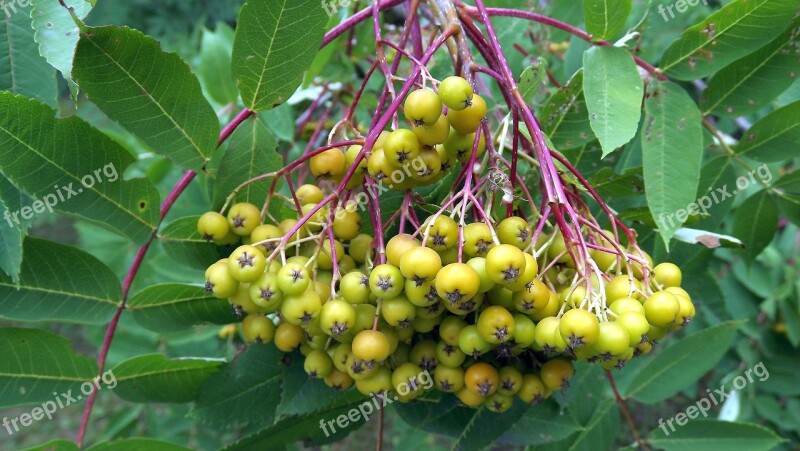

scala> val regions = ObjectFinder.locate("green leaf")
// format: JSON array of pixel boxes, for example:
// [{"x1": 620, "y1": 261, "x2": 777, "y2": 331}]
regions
[
  {"x1": 451, "y1": 402, "x2": 530, "y2": 451},
  {"x1": 0, "y1": 175, "x2": 30, "y2": 282},
  {"x1": 772, "y1": 170, "x2": 800, "y2": 226},
  {"x1": 192, "y1": 345, "x2": 283, "y2": 428},
  {"x1": 649, "y1": 420, "x2": 786, "y2": 451},
  {"x1": 127, "y1": 284, "x2": 237, "y2": 333},
  {"x1": 232, "y1": 0, "x2": 328, "y2": 111},
  {"x1": 694, "y1": 155, "x2": 737, "y2": 230},
  {"x1": 22, "y1": 439, "x2": 80, "y2": 451},
  {"x1": 541, "y1": 70, "x2": 594, "y2": 150},
  {"x1": 760, "y1": 346, "x2": 800, "y2": 396},
  {"x1": 224, "y1": 399, "x2": 368, "y2": 450},
  {"x1": 86, "y1": 438, "x2": 190, "y2": 451},
  {"x1": 622, "y1": 321, "x2": 741, "y2": 403},
  {"x1": 701, "y1": 21, "x2": 800, "y2": 116},
  {"x1": 73, "y1": 25, "x2": 220, "y2": 172},
  {"x1": 394, "y1": 392, "x2": 472, "y2": 438},
  {"x1": 0, "y1": 92, "x2": 160, "y2": 243},
  {"x1": 0, "y1": 2, "x2": 57, "y2": 108},
  {"x1": 261, "y1": 104, "x2": 295, "y2": 142},
  {"x1": 534, "y1": 364, "x2": 621, "y2": 451},
  {"x1": 732, "y1": 190, "x2": 778, "y2": 263},
  {"x1": 582, "y1": 0, "x2": 632, "y2": 40},
  {"x1": 519, "y1": 58, "x2": 548, "y2": 104},
  {"x1": 0, "y1": 238, "x2": 121, "y2": 324},
  {"x1": 590, "y1": 167, "x2": 644, "y2": 199},
  {"x1": 111, "y1": 354, "x2": 223, "y2": 403},
  {"x1": 31, "y1": 0, "x2": 93, "y2": 98},
  {"x1": 563, "y1": 140, "x2": 604, "y2": 174},
  {"x1": 562, "y1": 399, "x2": 620, "y2": 451},
  {"x1": 158, "y1": 216, "x2": 222, "y2": 270},
  {"x1": 642, "y1": 81, "x2": 703, "y2": 248},
  {"x1": 0, "y1": 327, "x2": 97, "y2": 408},
  {"x1": 198, "y1": 24, "x2": 238, "y2": 106},
  {"x1": 211, "y1": 115, "x2": 281, "y2": 210},
  {"x1": 582, "y1": 46, "x2": 643, "y2": 156},
  {"x1": 501, "y1": 400, "x2": 581, "y2": 445},
  {"x1": 682, "y1": 271, "x2": 729, "y2": 323},
  {"x1": 734, "y1": 100, "x2": 800, "y2": 162},
  {"x1": 276, "y1": 358, "x2": 365, "y2": 419},
  {"x1": 659, "y1": 0, "x2": 798, "y2": 80}
]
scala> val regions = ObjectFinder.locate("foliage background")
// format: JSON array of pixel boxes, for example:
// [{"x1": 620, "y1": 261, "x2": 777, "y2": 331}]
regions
[{"x1": 0, "y1": 0, "x2": 798, "y2": 450}]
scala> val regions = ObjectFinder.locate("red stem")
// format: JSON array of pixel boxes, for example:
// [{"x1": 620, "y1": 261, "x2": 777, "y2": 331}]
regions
[
  {"x1": 76, "y1": 107, "x2": 255, "y2": 447},
  {"x1": 322, "y1": 0, "x2": 406, "y2": 47},
  {"x1": 461, "y1": 5, "x2": 666, "y2": 81},
  {"x1": 77, "y1": 4, "x2": 421, "y2": 444},
  {"x1": 77, "y1": 173, "x2": 196, "y2": 447}
]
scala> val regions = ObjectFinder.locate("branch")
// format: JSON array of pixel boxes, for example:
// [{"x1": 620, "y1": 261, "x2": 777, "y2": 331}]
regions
[
  {"x1": 76, "y1": 109, "x2": 253, "y2": 447},
  {"x1": 605, "y1": 369, "x2": 649, "y2": 450}
]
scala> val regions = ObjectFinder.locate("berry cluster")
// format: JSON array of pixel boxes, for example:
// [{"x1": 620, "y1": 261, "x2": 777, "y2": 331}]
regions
[
  {"x1": 198, "y1": 194, "x2": 695, "y2": 413},
  {"x1": 307, "y1": 76, "x2": 487, "y2": 192},
  {"x1": 194, "y1": 72, "x2": 698, "y2": 413}
]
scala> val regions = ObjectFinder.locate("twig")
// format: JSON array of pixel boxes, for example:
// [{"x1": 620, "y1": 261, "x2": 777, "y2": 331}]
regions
[{"x1": 605, "y1": 369, "x2": 649, "y2": 450}]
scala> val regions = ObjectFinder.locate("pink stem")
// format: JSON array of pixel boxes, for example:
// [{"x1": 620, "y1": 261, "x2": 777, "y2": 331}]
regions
[
  {"x1": 462, "y1": 5, "x2": 665, "y2": 81},
  {"x1": 322, "y1": 0, "x2": 406, "y2": 47},
  {"x1": 76, "y1": 106, "x2": 255, "y2": 446}
]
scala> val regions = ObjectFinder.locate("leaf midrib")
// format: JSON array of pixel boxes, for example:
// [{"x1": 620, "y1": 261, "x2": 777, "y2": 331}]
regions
[
  {"x1": 82, "y1": 29, "x2": 207, "y2": 164},
  {"x1": 128, "y1": 295, "x2": 213, "y2": 309},
  {"x1": 114, "y1": 363, "x2": 220, "y2": 382},
  {"x1": 0, "y1": 121, "x2": 154, "y2": 232},
  {"x1": 0, "y1": 372, "x2": 92, "y2": 382},
  {"x1": 453, "y1": 405, "x2": 486, "y2": 450},
  {"x1": 0, "y1": 280, "x2": 118, "y2": 305},
  {"x1": 703, "y1": 37, "x2": 791, "y2": 114},
  {"x1": 249, "y1": 0, "x2": 287, "y2": 108},
  {"x1": 738, "y1": 104, "x2": 800, "y2": 155},
  {"x1": 569, "y1": 400, "x2": 615, "y2": 451},
  {"x1": 662, "y1": 0, "x2": 777, "y2": 72},
  {"x1": 548, "y1": 77, "x2": 584, "y2": 138}
]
